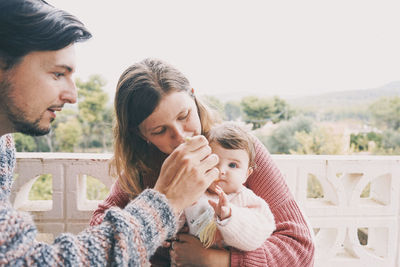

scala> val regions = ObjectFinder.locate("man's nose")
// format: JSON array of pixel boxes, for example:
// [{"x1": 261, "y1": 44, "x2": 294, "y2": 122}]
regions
[{"x1": 60, "y1": 80, "x2": 77, "y2": 104}]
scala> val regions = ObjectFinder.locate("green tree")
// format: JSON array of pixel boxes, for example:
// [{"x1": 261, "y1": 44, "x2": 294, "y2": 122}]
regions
[
  {"x1": 271, "y1": 96, "x2": 295, "y2": 123},
  {"x1": 86, "y1": 176, "x2": 110, "y2": 200},
  {"x1": 76, "y1": 75, "x2": 111, "y2": 152},
  {"x1": 350, "y1": 133, "x2": 369, "y2": 152},
  {"x1": 32, "y1": 136, "x2": 51, "y2": 152},
  {"x1": 99, "y1": 106, "x2": 114, "y2": 151},
  {"x1": 224, "y1": 101, "x2": 242, "y2": 121},
  {"x1": 29, "y1": 174, "x2": 52, "y2": 200},
  {"x1": 202, "y1": 95, "x2": 225, "y2": 120},
  {"x1": 22, "y1": 75, "x2": 112, "y2": 153},
  {"x1": 25, "y1": 107, "x2": 79, "y2": 152},
  {"x1": 321, "y1": 105, "x2": 370, "y2": 122},
  {"x1": 51, "y1": 109, "x2": 79, "y2": 152},
  {"x1": 292, "y1": 126, "x2": 345, "y2": 155},
  {"x1": 241, "y1": 96, "x2": 273, "y2": 129},
  {"x1": 241, "y1": 96, "x2": 293, "y2": 129},
  {"x1": 54, "y1": 117, "x2": 83, "y2": 152},
  {"x1": 373, "y1": 129, "x2": 400, "y2": 155},
  {"x1": 370, "y1": 96, "x2": 400, "y2": 130},
  {"x1": 13, "y1": 133, "x2": 37, "y2": 152},
  {"x1": 350, "y1": 132, "x2": 382, "y2": 152},
  {"x1": 261, "y1": 116, "x2": 313, "y2": 154}
]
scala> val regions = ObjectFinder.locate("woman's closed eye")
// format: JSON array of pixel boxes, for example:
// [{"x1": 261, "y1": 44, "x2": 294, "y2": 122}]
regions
[
  {"x1": 151, "y1": 127, "x2": 166, "y2": 135},
  {"x1": 178, "y1": 110, "x2": 190, "y2": 120},
  {"x1": 228, "y1": 162, "x2": 238, "y2": 168}
]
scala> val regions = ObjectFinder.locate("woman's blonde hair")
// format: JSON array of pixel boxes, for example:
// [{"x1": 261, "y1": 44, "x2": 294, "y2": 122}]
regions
[{"x1": 112, "y1": 58, "x2": 217, "y2": 198}]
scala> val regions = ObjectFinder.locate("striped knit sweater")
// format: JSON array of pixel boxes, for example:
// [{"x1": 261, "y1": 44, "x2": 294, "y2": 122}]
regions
[
  {"x1": 91, "y1": 138, "x2": 315, "y2": 266},
  {"x1": 0, "y1": 134, "x2": 178, "y2": 266}
]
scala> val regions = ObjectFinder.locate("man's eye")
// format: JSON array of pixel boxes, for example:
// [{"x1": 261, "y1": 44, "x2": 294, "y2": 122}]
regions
[{"x1": 228, "y1": 163, "x2": 238, "y2": 168}]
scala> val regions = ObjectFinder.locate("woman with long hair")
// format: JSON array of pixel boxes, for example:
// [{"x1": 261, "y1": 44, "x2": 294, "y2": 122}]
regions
[{"x1": 91, "y1": 58, "x2": 315, "y2": 266}]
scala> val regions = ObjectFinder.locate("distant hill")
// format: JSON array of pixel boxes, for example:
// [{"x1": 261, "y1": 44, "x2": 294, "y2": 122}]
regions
[
  {"x1": 287, "y1": 81, "x2": 400, "y2": 109},
  {"x1": 201, "y1": 81, "x2": 400, "y2": 109}
]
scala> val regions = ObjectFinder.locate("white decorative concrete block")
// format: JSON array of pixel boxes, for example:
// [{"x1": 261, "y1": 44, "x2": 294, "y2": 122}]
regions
[{"x1": 11, "y1": 154, "x2": 400, "y2": 267}]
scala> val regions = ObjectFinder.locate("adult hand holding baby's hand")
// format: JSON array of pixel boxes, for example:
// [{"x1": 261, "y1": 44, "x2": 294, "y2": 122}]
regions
[{"x1": 154, "y1": 135, "x2": 219, "y2": 214}]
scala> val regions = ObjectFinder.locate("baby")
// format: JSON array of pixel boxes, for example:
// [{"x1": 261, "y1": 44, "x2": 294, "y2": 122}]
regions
[{"x1": 183, "y1": 121, "x2": 275, "y2": 251}]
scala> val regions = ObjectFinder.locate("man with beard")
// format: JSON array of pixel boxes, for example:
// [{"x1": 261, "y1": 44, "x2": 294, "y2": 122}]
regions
[{"x1": 0, "y1": 0, "x2": 219, "y2": 265}]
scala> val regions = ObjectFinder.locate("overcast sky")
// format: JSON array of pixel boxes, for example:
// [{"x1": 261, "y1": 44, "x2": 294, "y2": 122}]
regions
[{"x1": 49, "y1": 0, "x2": 400, "y2": 99}]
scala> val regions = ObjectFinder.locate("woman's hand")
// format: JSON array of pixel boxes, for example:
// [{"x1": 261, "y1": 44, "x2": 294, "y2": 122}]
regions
[
  {"x1": 154, "y1": 135, "x2": 219, "y2": 214},
  {"x1": 170, "y1": 234, "x2": 230, "y2": 267}
]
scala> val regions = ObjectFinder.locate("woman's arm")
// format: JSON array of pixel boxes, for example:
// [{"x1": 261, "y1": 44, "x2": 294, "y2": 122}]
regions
[
  {"x1": 90, "y1": 178, "x2": 131, "y2": 226},
  {"x1": 230, "y1": 138, "x2": 315, "y2": 266},
  {"x1": 1, "y1": 189, "x2": 177, "y2": 266},
  {"x1": 170, "y1": 234, "x2": 231, "y2": 267}
]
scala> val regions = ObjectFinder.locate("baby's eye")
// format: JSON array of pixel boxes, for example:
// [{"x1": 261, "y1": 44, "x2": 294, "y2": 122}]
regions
[
  {"x1": 53, "y1": 72, "x2": 65, "y2": 79},
  {"x1": 228, "y1": 162, "x2": 238, "y2": 168}
]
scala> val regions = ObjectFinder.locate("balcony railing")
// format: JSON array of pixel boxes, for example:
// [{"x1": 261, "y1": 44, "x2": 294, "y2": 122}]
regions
[{"x1": 11, "y1": 153, "x2": 400, "y2": 267}]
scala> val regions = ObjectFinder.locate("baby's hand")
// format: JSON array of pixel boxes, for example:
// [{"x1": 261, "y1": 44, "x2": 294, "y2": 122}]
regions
[{"x1": 208, "y1": 186, "x2": 231, "y2": 221}]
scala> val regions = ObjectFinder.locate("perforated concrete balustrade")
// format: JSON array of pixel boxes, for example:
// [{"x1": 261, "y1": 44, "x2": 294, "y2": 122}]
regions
[{"x1": 11, "y1": 153, "x2": 400, "y2": 267}]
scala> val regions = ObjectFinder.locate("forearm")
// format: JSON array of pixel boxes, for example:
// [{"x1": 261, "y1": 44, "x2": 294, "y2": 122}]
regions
[
  {"x1": 0, "y1": 189, "x2": 177, "y2": 266},
  {"x1": 204, "y1": 248, "x2": 230, "y2": 267}
]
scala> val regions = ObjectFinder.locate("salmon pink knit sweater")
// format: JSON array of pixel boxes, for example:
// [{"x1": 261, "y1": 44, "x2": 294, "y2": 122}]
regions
[{"x1": 91, "y1": 138, "x2": 315, "y2": 266}]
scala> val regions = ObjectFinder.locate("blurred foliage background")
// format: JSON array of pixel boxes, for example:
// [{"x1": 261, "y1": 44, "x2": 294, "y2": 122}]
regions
[{"x1": 18, "y1": 76, "x2": 400, "y2": 206}]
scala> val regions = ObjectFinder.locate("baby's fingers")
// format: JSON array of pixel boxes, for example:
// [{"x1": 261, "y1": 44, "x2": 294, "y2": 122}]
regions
[
  {"x1": 162, "y1": 241, "x2": 171, "y2": 248},
  {"x1": 219, "y1": 190, "x2": 229, "y2": 207},
  {"x1": 217, "y1": 191, "x2": 231, "y2": 220},
  {"x1": 220, "y1": 206, "x2": 231, "y2": 220},
  {"x1": 214, "y1": 185, "x2": 223, "y2": 195},
  {"x1": 208, "y1": 199, "x2": 219, "y2": 214}
]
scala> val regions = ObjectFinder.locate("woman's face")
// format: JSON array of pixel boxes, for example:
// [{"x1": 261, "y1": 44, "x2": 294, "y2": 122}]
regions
[{"x1": 138, "y1": 91, "x2": 202, "y2": 154}]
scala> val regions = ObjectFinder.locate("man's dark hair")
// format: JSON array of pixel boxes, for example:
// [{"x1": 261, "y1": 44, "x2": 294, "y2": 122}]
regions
[{"x1": 0, "y1": 0, "x2": 92, "y2": 69}]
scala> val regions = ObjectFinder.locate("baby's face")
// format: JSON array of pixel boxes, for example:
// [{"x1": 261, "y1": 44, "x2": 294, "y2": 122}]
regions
[{"x1": 209, "y1": 142, "x2": 251, "y2": 194}]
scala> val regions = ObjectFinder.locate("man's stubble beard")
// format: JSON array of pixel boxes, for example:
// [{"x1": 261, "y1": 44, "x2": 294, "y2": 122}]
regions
[{"x1": 0, "y1": 79, "x2": 51, "y2": 136}]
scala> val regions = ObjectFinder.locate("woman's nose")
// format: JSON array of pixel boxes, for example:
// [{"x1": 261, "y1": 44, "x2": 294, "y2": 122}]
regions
[{"x1": 172, "y1": 124, "x2": 185, "y2": 143}]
